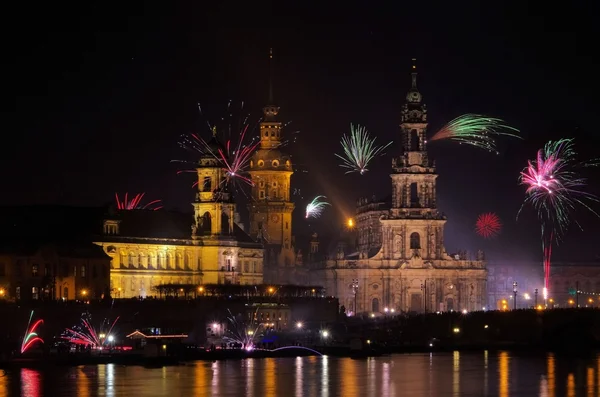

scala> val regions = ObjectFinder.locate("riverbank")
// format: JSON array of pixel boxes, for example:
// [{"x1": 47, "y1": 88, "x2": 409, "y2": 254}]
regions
[{"x1": 2, "y1": 341, "x2": 597, "y2": 369}]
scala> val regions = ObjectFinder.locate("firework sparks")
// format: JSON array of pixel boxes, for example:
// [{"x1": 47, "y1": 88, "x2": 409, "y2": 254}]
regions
[
  {"x1": 62, "y1": 314, "x2": 120, "y2": 348},
  {"x1": 174, "y1": 102, "x2": 262, "y2": 188},
  {"x1": 475, "y1": 212, "x2": 502, "y2": 238},
  {"x1": 223, "y1": 308, "x2": 266, "y2": 351},
  {"x1": 335, "y1": 124, "x2": 392, "y2": 175},
  {"x1": 518, "y1": 138, "x2": 599, "y2": 295},
  {"x1": 21, "y1": 310, "x2": 44, "y2": 354},
  {"x1": 305, "y1": 196, "x2": 330, "y2": 219},
  {"x1": 429, "y1": 114, "x2": 520, "y2": 153},
  {"x1": 115, "y1": 192, "x2": 163, "y2": 210}
]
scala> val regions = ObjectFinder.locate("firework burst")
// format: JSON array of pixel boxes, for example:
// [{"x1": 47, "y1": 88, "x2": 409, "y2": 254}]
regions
[
  {"x1": 174, "y1": 101, "x2": 262, "y2": 189},
  {"x1": 21, "y1": 311, "x2": 44, "y2": 354},
  {"x1": 475, "y1": 212, "x2": 502, "y2": 238},
  {"x1": 223, "y1": 308, "x2": 265, "y2": 351},
  {"x1": 305, "y1": 196, "x2": 330, "y2": 219},
  {"x1": 115, "y1": 192, "x2": 162, "y2": 210},
  {"x1": 518, "y1": 138, "x2": 599, "y2": 297},
  {"x1": 335, "y1": 124, "x2": 392, "y2": 175},
  {"x1": 62, "y1": 314, "x2": 120, "y2": 348},
  {"x1": 429, "y1": 114, "x2": 520, "y2": 153}
]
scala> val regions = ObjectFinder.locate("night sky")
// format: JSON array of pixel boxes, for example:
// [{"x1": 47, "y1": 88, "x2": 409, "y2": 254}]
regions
[{"x1": 4, "y1": 2, "x2": 600, "y2": 263}]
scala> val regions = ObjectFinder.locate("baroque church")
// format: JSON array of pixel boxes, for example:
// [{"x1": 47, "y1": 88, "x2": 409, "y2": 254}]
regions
[
  {"x1": 96, "y1": 130, "x2": 265, "y2": 298},
  {"x1": 308, "y1": 63, "x2": 487, "y2": 314}
]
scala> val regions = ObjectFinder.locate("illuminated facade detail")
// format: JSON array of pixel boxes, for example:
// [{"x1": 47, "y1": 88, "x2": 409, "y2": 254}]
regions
[
  {"x1": 311, "y1": 62, "x2": 487, "y2": 314},
  {"x1": 97, "y1": 132, "x2": 264, "y2": 298},
  {"x1": 248, "y1": 50, "x2": 296, "y2": 283}
]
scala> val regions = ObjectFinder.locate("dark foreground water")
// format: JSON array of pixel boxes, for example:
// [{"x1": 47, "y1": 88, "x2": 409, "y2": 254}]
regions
[{"x1": 0, "y1": 351, "x2": 598, "y2": 396}]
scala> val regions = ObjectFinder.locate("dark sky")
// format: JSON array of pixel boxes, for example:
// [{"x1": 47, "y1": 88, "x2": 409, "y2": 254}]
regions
[{"x1": 3, "y1": 2, "x2": 600, "y2": 263}]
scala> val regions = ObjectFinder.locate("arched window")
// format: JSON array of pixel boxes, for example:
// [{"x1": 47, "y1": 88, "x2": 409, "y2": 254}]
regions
[
  {"x1": 221, "y1": 212, "x2": 230, "y2": 235},
  {"x1": 410, "y1": 129, "x2": 420, "y2": 151},
  {"x1": 446, "y1": 298, "x2": 454, "y2": 311},
  {"x1": 372, "y1": 298, "x2": 380, "y2": 313},
  {"x1": 184, "y1": 254, "x2": 190, "y2": 269},
  {"x1": 410, "y1": 232, "x2": 421, "y2": 249},
  {"x1": 202, "y1": 212, "x2": 212, "y2": 235},
  {"x1": 176, "y1": 254, "x2": 182, "y2": 269},
  {"x1": 203, "y1": 177, "x2": 211, "y2": 192},
  {"x1": 63, "y1": 287, "x2": 68, "y2": 299},
  {"x1": 166, "y1": 253, "x2": 173, "y2": 269},
  {"x1": 158, "y1": 253, "x2": 165, "y2": 269}
]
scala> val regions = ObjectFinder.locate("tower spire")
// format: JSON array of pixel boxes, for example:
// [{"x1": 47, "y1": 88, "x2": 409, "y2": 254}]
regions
[
  {"x1": 411, "y1": 58, "x2": 417, "y2": 89},
  {"x1": 268, "y1": 48, "x2": 274, "y2": 104}
]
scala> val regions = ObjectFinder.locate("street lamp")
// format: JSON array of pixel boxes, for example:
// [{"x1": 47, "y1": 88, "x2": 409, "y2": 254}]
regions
[
  {"x1": 534, "y1": 288, "x2": 538, "y2": 308},
  {"x1": 512, "y1": 282, "x2": 518, "y2": 310},
  {"x1": 351, "y1": 279, "x2": 359, "y2": 315}
]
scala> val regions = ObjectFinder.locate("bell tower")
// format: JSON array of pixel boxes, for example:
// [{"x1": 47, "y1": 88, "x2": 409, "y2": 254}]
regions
[
  {"x1": 248, "y1": 49, "x2": 295, "y2": 281},
  {"x1": 192, "y1": 128, "x2": 235, "y2": 237},
  {"x1": 381, "y1": 60, "x2": 447, "y2": 261}
]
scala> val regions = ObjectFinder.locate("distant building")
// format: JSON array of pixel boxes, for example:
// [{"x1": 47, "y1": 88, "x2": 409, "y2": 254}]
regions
[
  {"x1": 308, "y1": 62, "x2": 487, "y2": 314},
  {"x1": 0, "y1": 240, "x2": 110, "y2": 301},
  {"x1": 487, "y1": 261, "x2": 600, "y2": 308}
]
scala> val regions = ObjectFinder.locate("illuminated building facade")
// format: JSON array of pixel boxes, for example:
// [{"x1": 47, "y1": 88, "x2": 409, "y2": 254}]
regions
[
  {"x1": 247, "y1": 50, "x2": 296, "y2": 283},
  {"x1": 97, "y1": 133, "x2": 264, "y2": 298},
  {"x1": 309, "y1": 63, "x2": 487, "y2": 314},
  {"x1": 0, "y1": 241, "x2": 111, "y2": 301}
]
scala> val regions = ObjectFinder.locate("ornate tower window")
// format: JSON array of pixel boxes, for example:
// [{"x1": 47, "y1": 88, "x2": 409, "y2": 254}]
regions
[
  {"x1": 203, "y1": 177, "x2": 211, "y2": 192},
  {"x1": 272, "y1": 160, "x2": 279, "y2": 167},
  {"x1": 410, "y1": 232, "x2": 421, "y2": 249}
]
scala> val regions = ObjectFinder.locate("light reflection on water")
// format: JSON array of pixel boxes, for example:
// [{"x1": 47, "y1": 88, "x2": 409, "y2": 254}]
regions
[{"x1": 1, "y1": 352, "x2": 600, "y2": 396}]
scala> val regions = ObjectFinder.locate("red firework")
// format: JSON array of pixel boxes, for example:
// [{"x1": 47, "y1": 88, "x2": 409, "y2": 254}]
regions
[
  {"x1": 475, "y1": 212, "x2": 502, "y2": 238},
  {"x1": 115, "y1": 193, "x2": 163, "y2": 211}
]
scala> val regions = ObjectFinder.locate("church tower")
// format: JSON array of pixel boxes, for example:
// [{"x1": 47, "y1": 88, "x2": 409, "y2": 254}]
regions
[
  {"x1": 382, "y1": 59, "x2": 447, "y2": 261},
  {"x1": 248, "y1": 49, "x2": 295, "y2": 281},
  {"x1": 192, "y1": 128, "x2": 235, "y2": 237}
]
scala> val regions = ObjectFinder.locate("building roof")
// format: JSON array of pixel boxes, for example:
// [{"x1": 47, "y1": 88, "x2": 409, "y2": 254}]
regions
[{"x1": 113, "y1": 210, "x2": 192, "y2": 240}]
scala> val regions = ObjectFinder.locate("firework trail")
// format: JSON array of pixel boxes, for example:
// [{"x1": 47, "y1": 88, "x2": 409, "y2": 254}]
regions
[
  {"x1": 305, "y1": 196, "x2": 330, "y2": 219},
  {"x1": 21, "y1": 311, "x2": 44, "y2": 354},
  {"x1": 223, "y1": 308, "x2": 265, "y2": 351},
  {"x1": 518, "y1": 138, "x2": 599, "y2": 299},
  {"x1": 335, "y1": 124, "x2": 392, "y2": 175},
  {"x1": 429, "y1": 114, "x2": 520, "y2": 153},
  {"x1": 62, "y1": 314, "x2": 120, "y2": 348},
  {"x1": 115, "y1": 193, "x2": 163, "y2": 210},
  {"x1": 475, "y1": 212, "x2": 502, "y2": 238}
]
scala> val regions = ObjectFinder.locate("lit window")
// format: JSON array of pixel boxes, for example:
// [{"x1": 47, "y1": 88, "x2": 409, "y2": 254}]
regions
[
  {"x1": 258, "y1": 160, "x2": 264, "y2": 167},
  {"x1": 32, "y1": 264, "x2": 39, "y2": 277},
  {"x1": 272, "y1": 160, "x2": 279, "y2": 167},
  {"x1": 259, "y1": 190, "x2": 265, "y2": 199}
]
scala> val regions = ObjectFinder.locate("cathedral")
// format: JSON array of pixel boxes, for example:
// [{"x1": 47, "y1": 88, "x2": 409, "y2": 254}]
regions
[{"x1": 308, "y1": 64, "x2": 487, "y2": 314}]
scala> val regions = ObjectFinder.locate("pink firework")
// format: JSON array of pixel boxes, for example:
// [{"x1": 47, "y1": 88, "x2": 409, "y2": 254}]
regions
[
  {"x1": 21, "y1": 311, "x2": 44, "y2": 354},
  {"x1": 519, "y1": 138, "x2": 600, "y2": 300},
  {"x1": 115, "y1": 192, "x2": 163, "y2": 210},
  {"x1": 62, "y1": 315, "x2": 120, "y2": 348},
  {"x1": 475, "y1": 212, "x2": 502, "y2": 238}
]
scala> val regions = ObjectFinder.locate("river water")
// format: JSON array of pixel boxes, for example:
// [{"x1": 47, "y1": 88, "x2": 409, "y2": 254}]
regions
[{"x1": 0, "y1": 351, "x2": 597, "y2": 396}]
